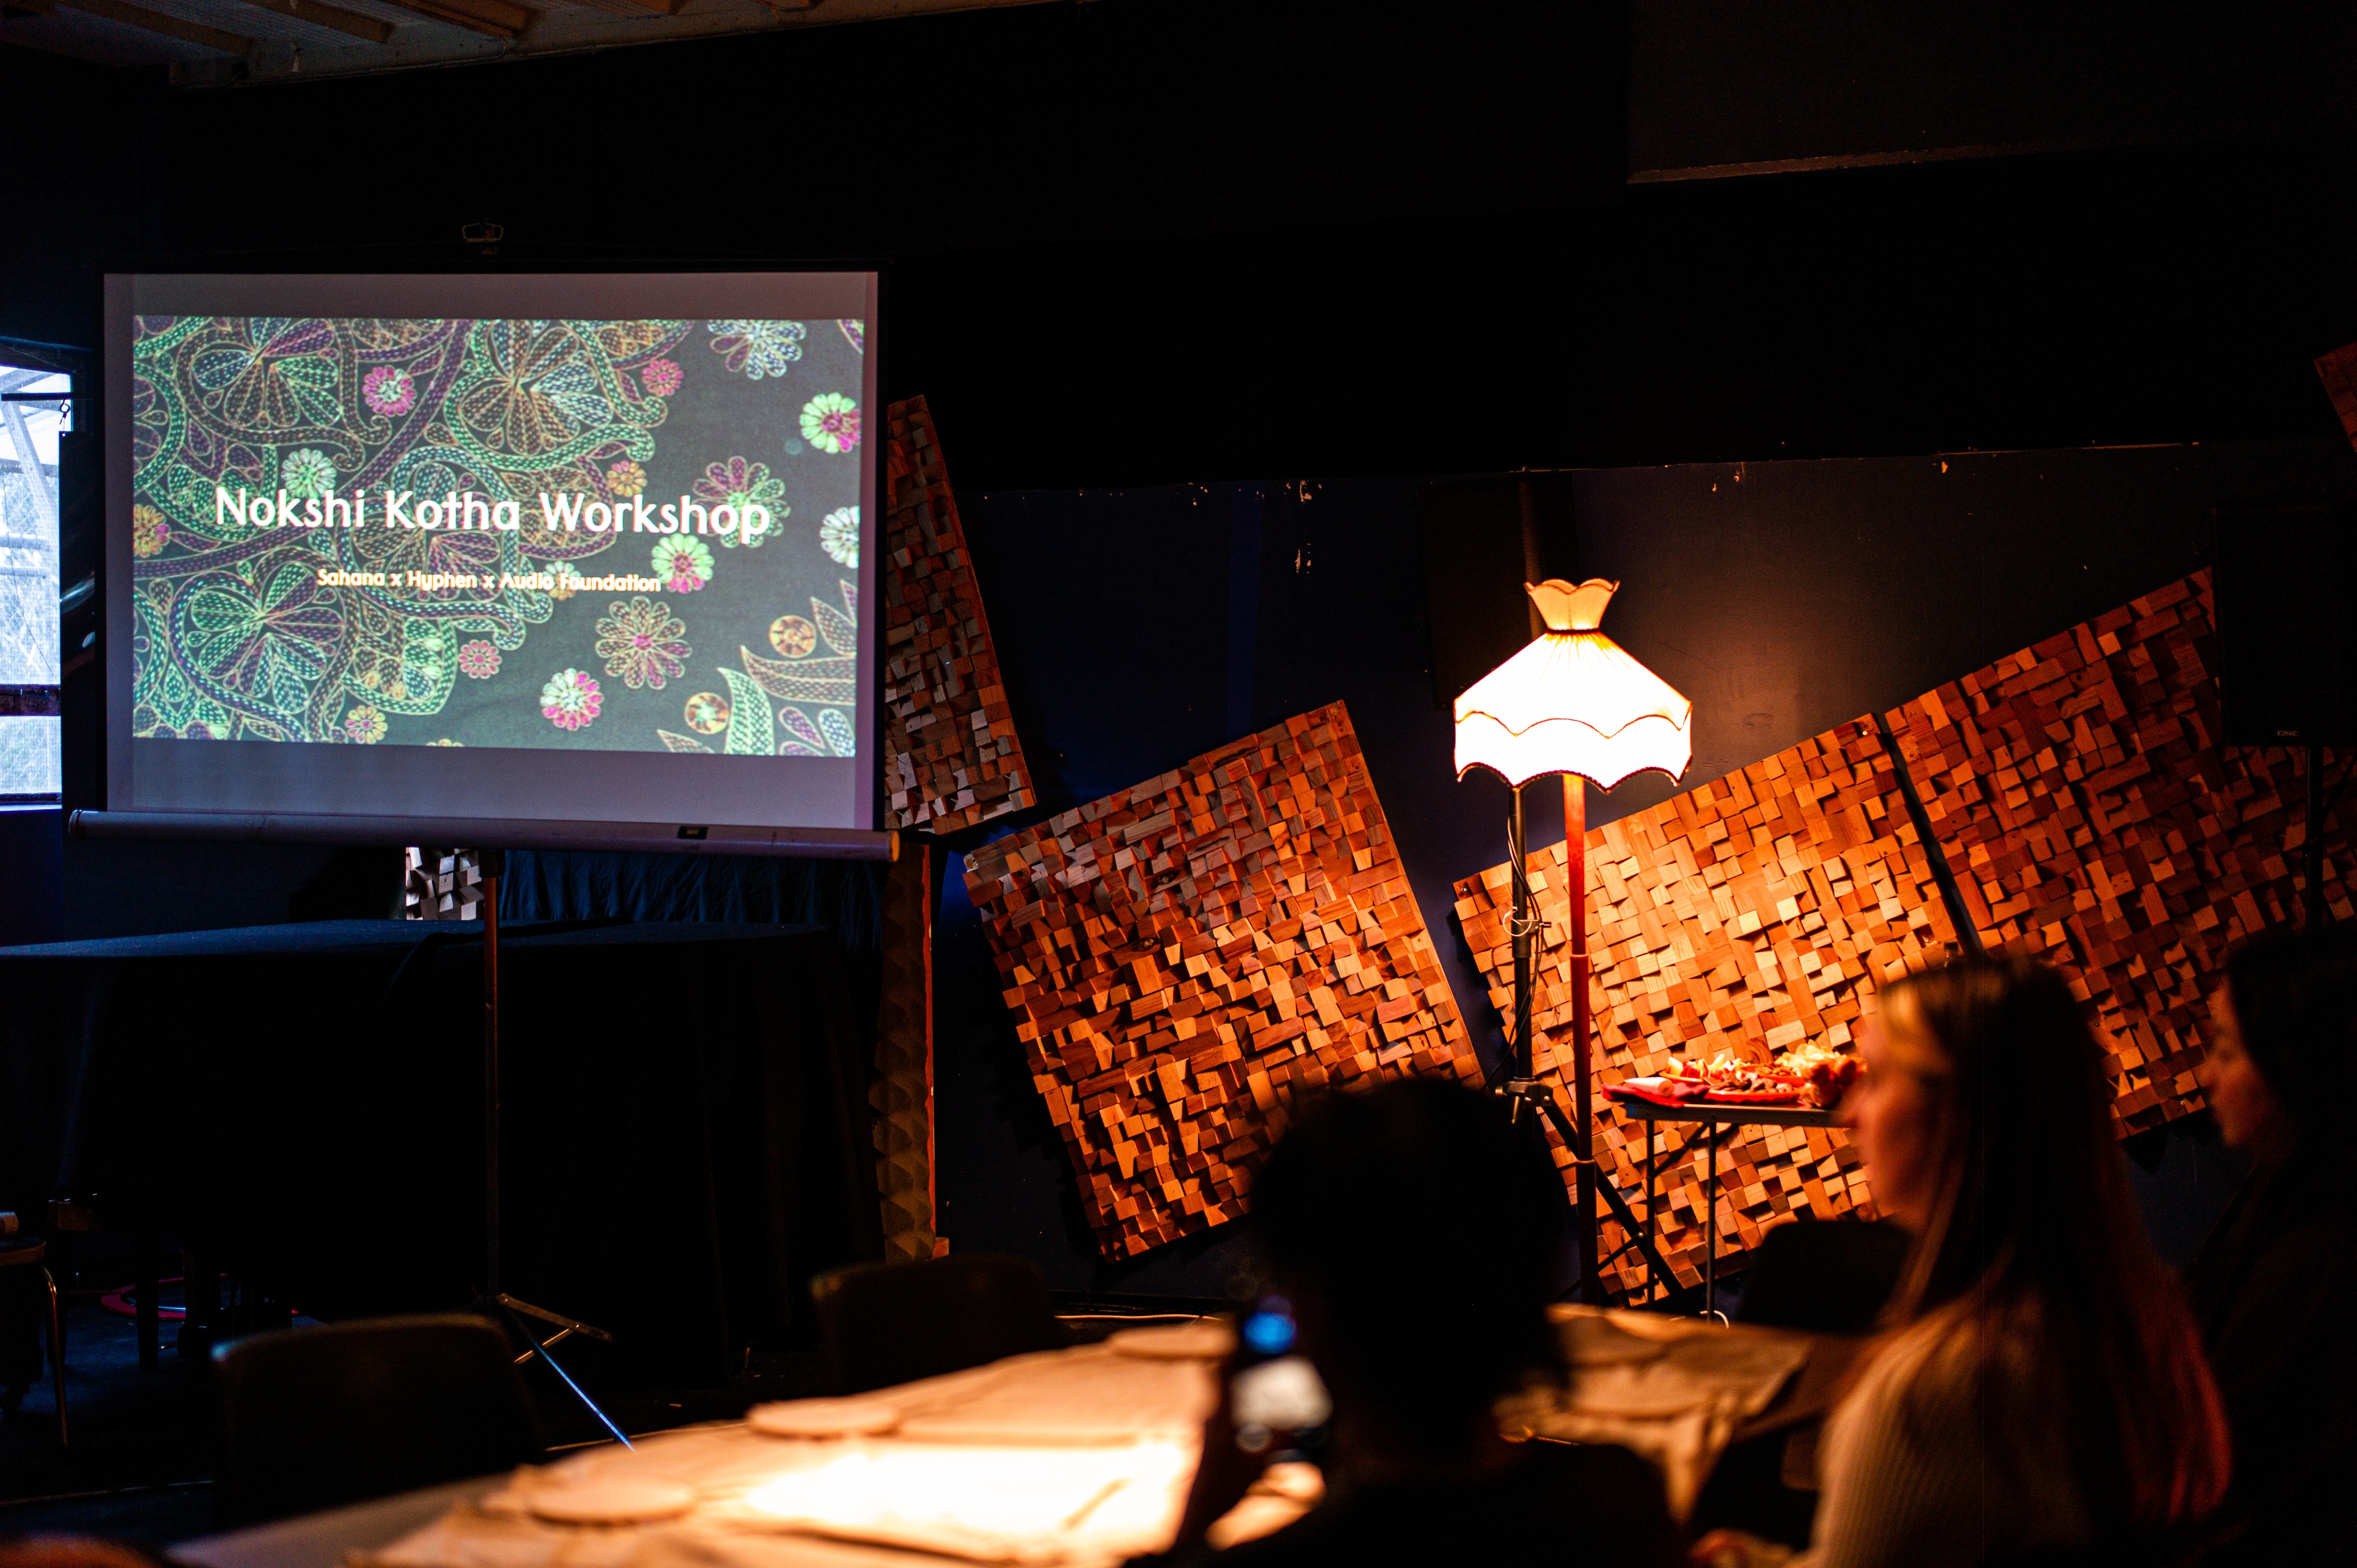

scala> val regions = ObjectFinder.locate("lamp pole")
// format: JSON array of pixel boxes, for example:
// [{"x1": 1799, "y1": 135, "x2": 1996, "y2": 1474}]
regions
[{"x1": 1563, "y1": 774, "x2": 1599, "y2": 1303}]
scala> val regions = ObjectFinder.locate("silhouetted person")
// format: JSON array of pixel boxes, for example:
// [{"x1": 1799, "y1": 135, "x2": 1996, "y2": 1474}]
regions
[
  {"x1": 1132, "y1": 1077, "x2": 1680, "y2": 1567},
  {"x1": 2185, "y1": 926, "x2": 2357, "y2": 1566}
]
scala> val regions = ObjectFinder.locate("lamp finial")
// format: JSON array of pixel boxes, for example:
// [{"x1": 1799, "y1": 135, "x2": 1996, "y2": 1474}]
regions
[{"x1": 1527, "y1": 578, "x2": 1619, "y2": 633}]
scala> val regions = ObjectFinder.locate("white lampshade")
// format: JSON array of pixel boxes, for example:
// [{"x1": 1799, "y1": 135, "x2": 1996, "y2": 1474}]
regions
[{"x1": 1453, "y1": 578, "x2": 1692, "y2": 790}]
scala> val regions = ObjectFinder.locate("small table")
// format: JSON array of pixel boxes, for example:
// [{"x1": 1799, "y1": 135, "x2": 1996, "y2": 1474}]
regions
[{"x1": 1610, "y1": 1096, "x2": 1840, "y2": 1317}]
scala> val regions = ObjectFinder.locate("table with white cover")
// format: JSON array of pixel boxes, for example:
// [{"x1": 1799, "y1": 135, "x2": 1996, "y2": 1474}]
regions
[{"x1": 173, "y1": 1311, "x2": 1833, "y2": 1568}]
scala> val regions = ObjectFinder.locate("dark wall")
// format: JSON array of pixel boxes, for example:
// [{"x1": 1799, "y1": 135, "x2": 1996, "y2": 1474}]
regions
[
  {"x1": 932, "y1": 438, "x2": 2355, "y2": 1292},
  {"x1": 1630, "y1": 0, "x2": 2357, "y2": 174}
]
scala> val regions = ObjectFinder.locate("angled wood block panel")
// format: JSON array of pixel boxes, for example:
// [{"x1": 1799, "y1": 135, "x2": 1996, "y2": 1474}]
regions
[
  {"x1": 965, "y1": 702, "x2": 1480, "y2": 1260},
  {"x1": 1454, "y1": 718, "x2": 1964, "y2": 1295},
  {"x1": 1889, "y1": 569, "x2": 2352, "y2": 1133},
  {"x1": 882, "y1": 398, "x2": 1035, "y2": 834}
]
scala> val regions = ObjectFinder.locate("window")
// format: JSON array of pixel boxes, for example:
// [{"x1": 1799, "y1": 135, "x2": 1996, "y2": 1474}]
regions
[{"x1": 0, "y1": 359, "x2": 66, "y2": 802}]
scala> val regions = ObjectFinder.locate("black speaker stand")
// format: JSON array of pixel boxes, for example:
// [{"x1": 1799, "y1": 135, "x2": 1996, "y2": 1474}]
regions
[{"x1": 472, "y1": 849, "x2": 632, "y2": 1450}]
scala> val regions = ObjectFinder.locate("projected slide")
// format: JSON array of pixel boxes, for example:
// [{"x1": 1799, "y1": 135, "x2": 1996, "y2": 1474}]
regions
[{"x1": 126, "y1": 315, "x2": 865, "y2": 757}]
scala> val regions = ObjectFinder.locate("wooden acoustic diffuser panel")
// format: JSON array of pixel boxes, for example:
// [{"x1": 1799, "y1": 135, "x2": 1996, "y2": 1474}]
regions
[
  {"x1": 965, "y1": 703, "x2": 1480, "y2": 1259},
  {"x1": 881, "y1": 397, "x2": 1035, "y2": 834},
  {"x1": 1455, "y1": 719, "x2": 1966, "y2": 1295},
  {"x1": 1890, "y1": 570, "x2": 2351, "y2": 1133},
  {"x1": 1461, "y1": 568, "x2": 2351, "y2": 1298}
]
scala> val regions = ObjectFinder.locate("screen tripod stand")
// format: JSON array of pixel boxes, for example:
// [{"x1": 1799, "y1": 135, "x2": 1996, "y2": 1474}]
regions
[{"x1": 472, "y1": 849, "x2": 632, "y2": 1450}]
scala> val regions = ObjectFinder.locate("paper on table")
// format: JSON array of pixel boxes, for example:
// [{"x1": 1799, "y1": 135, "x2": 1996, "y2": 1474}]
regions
[
  {"x1": 363, "y1": 1346, "x2": 1221, "y2": 1568},
  {"x1": 1496, "y1": 1307, "x2": 1809, "y2": 1522}
]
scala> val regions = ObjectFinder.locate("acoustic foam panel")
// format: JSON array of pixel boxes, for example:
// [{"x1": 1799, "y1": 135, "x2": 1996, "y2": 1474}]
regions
[
  {"x1": 964, "y1": 702, "x2": 1480, "y2": 1260},
  {"x1": 881, "y1": 398, "x2": 1035, "y2": 834},
  {"x1": 1454, "y1": 718, "x2": 1963, "y2": 1295}
]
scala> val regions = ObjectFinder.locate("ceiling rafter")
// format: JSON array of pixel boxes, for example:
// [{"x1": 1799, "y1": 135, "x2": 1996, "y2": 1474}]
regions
[
  {"x1": 374, "y1": 0, "x2": 527, "y2": 40},
  {"x1": 228, "y1": 0, "x2": 395, "y2": 44},
  {"x1": 56, "y1": 0, "x2": 252, "y2": 52}
]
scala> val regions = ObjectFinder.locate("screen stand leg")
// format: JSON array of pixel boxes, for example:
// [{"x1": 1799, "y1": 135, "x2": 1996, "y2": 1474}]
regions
[{"x1": 470, "y1": 850, "x2": 632, "y2": 1451}]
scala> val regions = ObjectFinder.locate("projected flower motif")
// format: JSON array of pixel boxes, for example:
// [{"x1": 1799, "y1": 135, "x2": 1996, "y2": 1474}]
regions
[
  {"x1": 800, "y1": 393, "x2": 861, "y2": 454},
  {"x1": 189, "y1": 318, "x2": 340, "y2": 433},
  {"x1": 769, "y1": 614, "x2": 818, "y2": 659},
  {"x1": 132, "y1": 505, "x2": 170, "y2": 558},
  {"x1": 684, "y1": 690, "x2": 731, "y2": 735},
  {"x1": 458, "y1": 639, "x2": 501, "y2": 680},
  {"x1": 837, "y1": 320, "x2": 865, "y2": 354},
  {"x1": 361, "y1": 365, "x2": 417, "y2": 418},
  {"x1": 693, "y1": 457, "x2": 786, "y2": 549},
  {"x1": 280, "y1": 447, "x2": 337, "y2": 499},
  {"x1": 642, "y1": 359, "x2": 682, "y2": 397},
  {"x1": 541, "y1": 669, "x2": 602, "y2": 732},
  {"x1": 652, "y1": 536, "x2": 713, "y2": 593},
  {"x1": 428, "y1": 738, "x2": 463, "y2": 746},
  {"x1": 606, "y1": 459, "x2": 647, "y2": 498},
  {"x1": 708, "y1": 319, "x2": 806, "y2": 381},
  {"x1": 820, "y1": 506, "x2": 859, "y2": 567},
  {"x1": 547, "y1": 574, "x2": 580, "y2": 602},
  {"x1": 343, "y1": 703, "x2": 388, "y2": 745},
  {"x1": 594, "y1": 597, "x2": 689, "y2": 691}
]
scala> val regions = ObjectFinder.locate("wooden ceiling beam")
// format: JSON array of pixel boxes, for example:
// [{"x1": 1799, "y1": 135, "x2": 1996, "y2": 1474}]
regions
[
  {"x1": 229, "y1": 0, "x2": 395, "y2": 44},
  {"x1": 57, "y1": 0, "x2": 253, "y2": 53},
  {"x1": 374, "y1": 0, "x2": 527, "y2": 39}
]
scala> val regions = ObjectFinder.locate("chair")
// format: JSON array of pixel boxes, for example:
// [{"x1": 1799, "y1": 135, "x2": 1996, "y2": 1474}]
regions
[
  {"x1": 1733, "y1": 1218, "x2": 1911, "y2": 1334},
  {"x1": 811, "y1": 1254, "x2": 1064, "y2": 1393},
  {"x1": 0, "y1": 1233, "x2": 68, "y2": 1445},
  {"x1": 212, "y1": 1313, "x2": 545, "y2": 1527}
]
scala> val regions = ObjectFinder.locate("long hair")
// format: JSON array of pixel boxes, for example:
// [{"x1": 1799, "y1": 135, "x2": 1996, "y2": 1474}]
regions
[{"x1": 1876, "y1": 955, "x2": 2229, "y2": 1530}]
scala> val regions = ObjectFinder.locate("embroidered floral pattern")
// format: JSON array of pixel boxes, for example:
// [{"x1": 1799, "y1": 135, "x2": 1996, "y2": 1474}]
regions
[
  {"x1": 594, "y1": 596, "x2": 689, "y2": 690},
  {"x1": 800, "y1": 393, "x2": 861, "y2": 454},
  {"x1": 692, "y1": 456, "x2": 787, "y2": 548},
  {"x1": 132, "y1": 505, "x2": 169, "y2": 558},
  {"x1": 541, "y1": 669, "x2": 602, "y2": 731},
  {"x1": 707, "y1": 320, "x2": 807, "y2": 381},
  {"x1": 769, "y1": 614, "x2": 818, "y2": 659},
  {"x1": 361, "y1": 365, "x2": 416, "y2": 417},
  {"x1": 280, "y1": 447, "x2": 337, "y2": 499},
  {"x1": 652, "y1": 536, "x2": 714, "y2": 593},
  {"x1": 343, "y1": 703, "x2": 388, "y2": 744},
  {"x1": 820, "y1": 505, "x2": 859, "y2": 567},
  {"x1": 683, "y1": 690, "x2": 731, "y2": 735},
  {"x1": 128, "y1": 310, "x2": 857, "y2": 751}
]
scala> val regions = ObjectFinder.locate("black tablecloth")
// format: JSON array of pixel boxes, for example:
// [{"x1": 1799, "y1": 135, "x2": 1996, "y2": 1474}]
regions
[{"x1": 0, "y1": 920, "x2": 882, "y2": 1383}]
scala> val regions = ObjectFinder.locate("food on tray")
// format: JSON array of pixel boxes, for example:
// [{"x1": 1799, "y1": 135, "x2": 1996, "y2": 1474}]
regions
[
  {"x1": 1648, "y1": 1041, "x2": 1860, "y2": 1106},
  {"x1": 1777, "y1": 1039, "x2": 1865, "y2": 1107}
]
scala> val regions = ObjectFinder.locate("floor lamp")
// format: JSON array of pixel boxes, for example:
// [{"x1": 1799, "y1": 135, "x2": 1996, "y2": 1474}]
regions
[{"x1": 1455, "y1": 579, "x2": 1692, "y2": 1302}]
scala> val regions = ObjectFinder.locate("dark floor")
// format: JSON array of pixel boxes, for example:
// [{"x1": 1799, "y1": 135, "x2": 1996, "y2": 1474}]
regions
[{"x1": 0, "y1": 1283, "x2": 811, "y2": 1550}]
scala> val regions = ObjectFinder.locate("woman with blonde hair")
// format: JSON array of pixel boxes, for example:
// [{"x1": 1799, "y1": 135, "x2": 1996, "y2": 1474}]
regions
[{"x1": 1696, "y1": 954, "x2": 2230, "y2": 1567}]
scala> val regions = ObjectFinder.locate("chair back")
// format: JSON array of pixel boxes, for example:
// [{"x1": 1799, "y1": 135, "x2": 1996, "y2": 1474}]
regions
[
  {"x1": 1733, "y1": 1218, "x2": 1911, "y2": 1333},
  {"x1": 213, "y1": 1313, "x2": 544, "y2": 1526},
  {"x1": 811, "y1": 1254, "x2": 1063, "y2": 1393}
]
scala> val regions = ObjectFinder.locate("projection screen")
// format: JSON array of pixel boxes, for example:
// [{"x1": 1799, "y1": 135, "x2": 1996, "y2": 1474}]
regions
[{"x1": 102, "y1": 273, "x2": 879, "y2": 838}]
